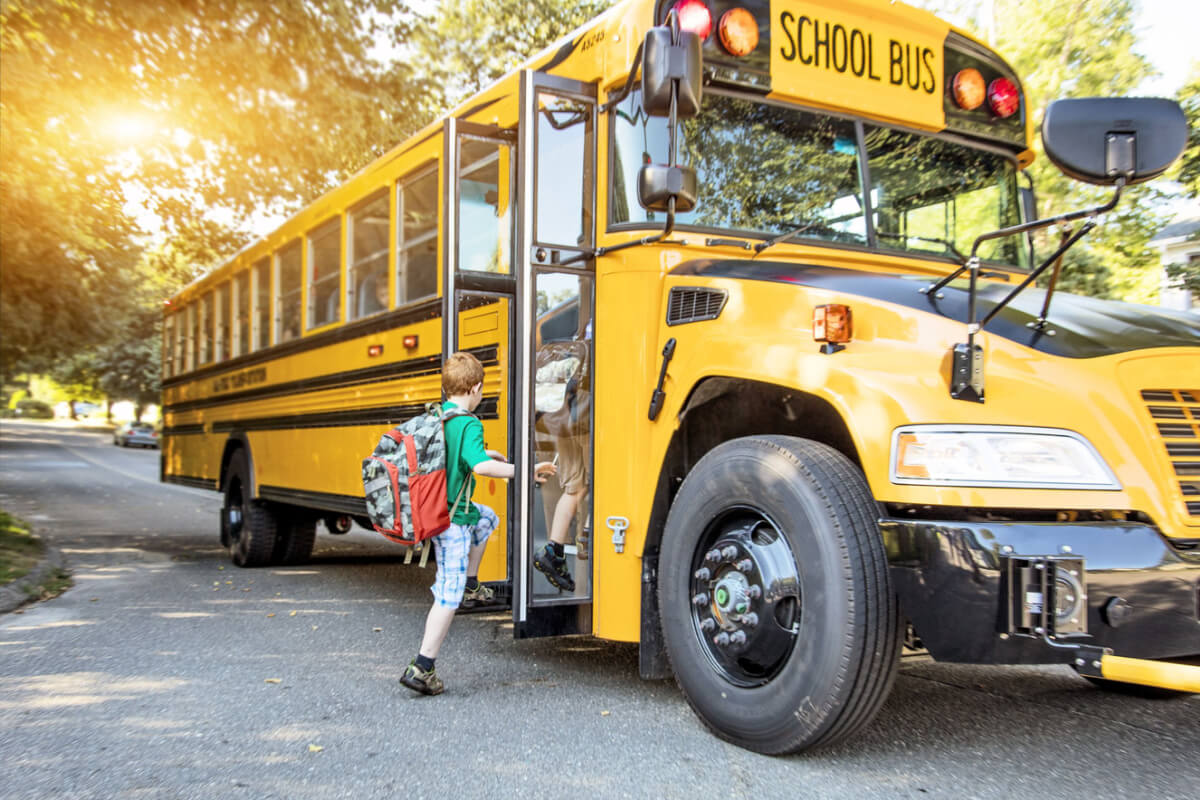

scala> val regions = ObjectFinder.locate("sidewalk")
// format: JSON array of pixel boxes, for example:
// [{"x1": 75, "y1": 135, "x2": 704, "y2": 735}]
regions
[{"x1": 0, "y1": 545, "x2": 67, "y2": 613}]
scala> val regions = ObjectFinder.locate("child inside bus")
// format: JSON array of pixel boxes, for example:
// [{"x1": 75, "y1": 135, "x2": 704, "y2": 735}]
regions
[{"x1": 400, "y1": 351, "x2": 556, "y2": 696}]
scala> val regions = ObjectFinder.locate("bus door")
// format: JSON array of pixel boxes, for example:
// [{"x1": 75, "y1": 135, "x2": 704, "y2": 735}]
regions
[
  {"x1": 442, "y1": 118, "x2": 517, "y2": 586},
  {"x1": 513, "y1": 71, "x2": 597, "y2": 637}
]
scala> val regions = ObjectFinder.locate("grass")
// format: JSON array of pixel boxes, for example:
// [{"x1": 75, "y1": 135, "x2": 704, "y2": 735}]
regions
[
  {"x1": 0, "y1": 509, "x2": 72, "y2": 601},
  {"x1": 0, "y1": 509, "x2": 42, "y2": 584}
]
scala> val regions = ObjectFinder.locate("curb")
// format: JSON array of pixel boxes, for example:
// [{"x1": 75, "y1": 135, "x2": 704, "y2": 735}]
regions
[{"x1": 0, "y1": 546, "x2": 67, "y2": 614}]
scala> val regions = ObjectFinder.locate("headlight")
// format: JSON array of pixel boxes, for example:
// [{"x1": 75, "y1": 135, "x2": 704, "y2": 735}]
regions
[{"x1": 890, "y1": 426, "x2": 1120, "y2": 489}]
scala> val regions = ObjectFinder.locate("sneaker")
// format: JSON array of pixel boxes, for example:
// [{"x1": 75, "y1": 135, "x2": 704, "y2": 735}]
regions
[
  {"x1": 399, "y1": 660, "x2": 444, "y2": 696},
  {"x1": 461, "y1": 581, "x2": 495, "y2": 609},
  {"x1": 533, "y1": 545, "x2": 575, "y2": 592}
]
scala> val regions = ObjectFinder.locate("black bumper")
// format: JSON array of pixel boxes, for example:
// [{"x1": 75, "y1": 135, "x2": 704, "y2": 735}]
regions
[{"x1": 881, "y1": 519, "x2": 1200, "y2": 664}]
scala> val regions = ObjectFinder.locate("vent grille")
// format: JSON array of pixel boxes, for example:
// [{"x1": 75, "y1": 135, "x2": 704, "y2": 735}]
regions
[
  {"x1": 667, "y1": 287, "x2": 728, "y2": 326},
  {"x1": 1141, "y1": 389, "x2": 1200, "y2": 518}
]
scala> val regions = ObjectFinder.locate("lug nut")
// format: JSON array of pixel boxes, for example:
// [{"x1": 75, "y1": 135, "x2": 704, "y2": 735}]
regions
[
  {"x1": 700, "y1": 617, "x2": 716, "y2": 632},
  {"x1": 692, "y1": 592, "x2": 709, "y2": 607},
  {"x1": 705, "y1": 549, "x2": 722, "y2": 563},
  {"x1": 741, "y1": 612, "x2": 758, "y2": 627},
  {"x1": 735, "y1": 558, "x2": 753, "y2": 573},
  {"x1": 714, "y1": 632, "x2": 731, "y2": 647},
  {"x1": 693, "y1": 567, "x2": 711, "y2": 582},
  {"x1": 746, "y1": 585, "x2": 762, "y2": 599},
  {"x1": 729, "y1": 630, "x2": 747, "y2": 646},
  {"x1": 721, "y1": 545, "x2": 738, "y2": 560}
]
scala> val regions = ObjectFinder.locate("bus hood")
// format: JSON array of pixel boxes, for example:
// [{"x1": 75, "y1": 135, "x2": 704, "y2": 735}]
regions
[{"x1": 670, "y1": 260, "x2": 1200, "y2": 359}]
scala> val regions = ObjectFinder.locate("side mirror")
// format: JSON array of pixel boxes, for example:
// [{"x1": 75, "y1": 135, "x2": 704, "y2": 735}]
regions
[
  {"x1": 641, "y1": 25, "x2": 702, "y2": 118},
  {"x1": 638, "y1": 164, "x2": 697, "y2": 213},
  {"x1": 1041, "y1": 97, "x2": 1187, "y2": 185}
]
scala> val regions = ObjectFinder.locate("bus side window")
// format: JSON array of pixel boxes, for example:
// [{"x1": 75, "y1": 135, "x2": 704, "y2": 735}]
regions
[
  {"x1": 276, "y1": 242, "x2": 302, "y2": 343},
  {"x1": 456, "y1": 138, "x2": 512, "y2": 274},
  {"x1": 215, "y1": 282, "x2": 230, "y2": 362},
  {"x1": 185, "y1": 303, "x2": 196, "y2": 372},
  {"x1": 234, "y1": 271, "x2": 250, "y2": 357},
  {"x1": 163, "y1": 315, "x2": 176, "y2": 378},
  {"x1": 307, "y1": 218, "x2": 342, "y2": 329},
  {"x1": 199, "y1": 291, "x2": 214, "y2": 365},
  {"x1": 399, "y1": 165, "x2": 438, "y2": 302},
  {"x1": 252, "y1": 257, "x2": 271, "y2": 350},
  {"x1": 349, "y1": 191, "x2": 390, "y2": 320}
]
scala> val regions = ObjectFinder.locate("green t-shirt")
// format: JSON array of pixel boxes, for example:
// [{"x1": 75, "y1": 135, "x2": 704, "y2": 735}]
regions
[{"x1": 442, "y1": 401, "x2": 490, "y2": 525}]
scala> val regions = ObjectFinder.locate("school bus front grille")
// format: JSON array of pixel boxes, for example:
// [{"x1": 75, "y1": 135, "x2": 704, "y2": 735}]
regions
[{"x1": 1142, "y1": 389, "x2": 1200, "y2": 518}]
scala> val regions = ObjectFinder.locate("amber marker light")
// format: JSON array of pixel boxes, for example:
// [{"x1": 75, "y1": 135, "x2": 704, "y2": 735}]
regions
[
  {"x1": 402, "y1": 335, "x2": 419, "y2": 349},
  {"x1": 893, "y1": 433, "x2": 931, "y2": 480},
  {"x1": 987, "y1": 77, "x2": 1020, "y2": 118},
  {"x1": 813, "y1": 304, "x2": 853, "y2": 344},
  {"x1": 673, "y1": 0, "x2": 713, "y2": 41},
  {"x1": 951, "y1": 68, "x2": 985, "y2": 110},
  {"x1": 718, "y1": 7, "x2": 758, "y2": 56}
]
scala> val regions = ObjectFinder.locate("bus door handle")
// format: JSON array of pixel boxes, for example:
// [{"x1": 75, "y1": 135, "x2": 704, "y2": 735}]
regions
[{"x1": 648, "y1": 338, "x2": 677, "y2": 421}]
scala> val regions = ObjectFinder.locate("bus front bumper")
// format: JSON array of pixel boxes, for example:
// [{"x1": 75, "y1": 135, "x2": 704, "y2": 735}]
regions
[{"x1": 881, "y1": 518, "x2": 1200, "y2": 690}]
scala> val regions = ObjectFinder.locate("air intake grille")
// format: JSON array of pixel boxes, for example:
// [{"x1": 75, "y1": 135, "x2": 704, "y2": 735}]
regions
[
  {"x1": 1142, "y1": 389, "x2": 1200, "y2": 517},
  {"x1": 667, "y1": 287, "x2": 727, "y2": 326}
]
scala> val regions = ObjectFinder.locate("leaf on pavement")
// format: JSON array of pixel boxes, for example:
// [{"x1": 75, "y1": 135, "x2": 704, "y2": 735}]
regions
[
  {"x1": 308, "y1": 744, "x2": 324, "y2": 753},
  {"x1": 264, "y1": 678, "x2": 281, "y2": 684}
]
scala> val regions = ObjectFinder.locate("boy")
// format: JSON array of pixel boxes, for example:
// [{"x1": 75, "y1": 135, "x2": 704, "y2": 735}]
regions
[{"x1": 400, "y1": 351, "x2": 556, "y2": 696}]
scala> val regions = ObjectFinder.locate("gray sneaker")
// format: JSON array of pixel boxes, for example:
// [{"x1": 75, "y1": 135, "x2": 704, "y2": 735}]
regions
[
  {"x1": 400, "y1": 660, "x2": 444, "y2": 696},
  {"x1": 461, "y1": 581, "x2": 495, "y2": 609},
  {"x1": 533, "y1": 545, "x2": 575, "y2": 592}
]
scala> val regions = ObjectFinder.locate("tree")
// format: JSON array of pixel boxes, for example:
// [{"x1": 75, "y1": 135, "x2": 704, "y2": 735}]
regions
[
  {"x1": 1178, "y1": 68, "x2": 1200, "y2": 198},
  {"x1": 1, "y1": 0, "x2": 437, "y2": 375},
  {"x1": 414, "y1": 0, "x2": 609, "y2": 106}
]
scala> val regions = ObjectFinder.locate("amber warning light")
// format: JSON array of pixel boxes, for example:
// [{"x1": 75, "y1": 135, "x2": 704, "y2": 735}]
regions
[
  {"x1": 813, "y1": 304, "x2": 853, "y2": 353},
  {"x1": 952, "y1": 69, "x2": 985, "y2": 111},
  {"x1": 718, "y1": 8, "x2": 758, "y2": 56}
]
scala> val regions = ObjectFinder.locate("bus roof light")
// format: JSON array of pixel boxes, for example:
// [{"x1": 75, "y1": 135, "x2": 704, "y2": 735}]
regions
[
  {"x1": 988, "y1": 77, "x2": 1020, "y2": 118},
  {"x1": 718, "y1": 8, "x2": 758, "y2": 56},
  {"x1": 951, "y1": 69, "x2": 985, "y2": 111},
  {"x1": 673, "y1": 0, "x2": 712, "y2": 41}
]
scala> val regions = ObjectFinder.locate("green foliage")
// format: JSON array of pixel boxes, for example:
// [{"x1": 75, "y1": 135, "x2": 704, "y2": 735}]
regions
[
  {"x1": 1178, "y1": 69, "x2": 1200, "y2": 198},
  {"x1": 912, "y1": 0, "x2": 1170, "y2": 301},
  {"x1": 1, "y1": 0, "x2": 437, "y2": 375},
  {"x1": 415, "y1": 0, "x2": 609, "y2": 105}
]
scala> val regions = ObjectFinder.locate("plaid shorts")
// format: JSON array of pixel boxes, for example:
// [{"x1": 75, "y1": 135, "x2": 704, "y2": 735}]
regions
[{"x1": 430, "y1": 502, "x2": 498, "y2": 608}]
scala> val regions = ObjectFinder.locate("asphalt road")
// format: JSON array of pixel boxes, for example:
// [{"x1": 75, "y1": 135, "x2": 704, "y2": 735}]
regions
[{"x1": 1, "y1": 420, "x2": 1197, "y2": 800}]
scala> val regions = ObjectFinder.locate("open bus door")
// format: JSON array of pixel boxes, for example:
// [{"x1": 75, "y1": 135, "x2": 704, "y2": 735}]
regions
[
  {"x1": 512, "y1": 71, "x2": 598, "y2": 637},
  {"x1": 442, "y1": 117, "x2": 518, "y2": 588}
]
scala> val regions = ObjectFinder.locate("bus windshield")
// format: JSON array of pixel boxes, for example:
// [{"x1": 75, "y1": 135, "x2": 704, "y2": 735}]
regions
[{"x1": 611, "y1": 91, "x2": 1027, "y2": 268}]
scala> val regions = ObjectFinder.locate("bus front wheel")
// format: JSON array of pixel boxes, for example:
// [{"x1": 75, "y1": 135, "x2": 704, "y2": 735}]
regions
[
  {"x1": 222, "y1": 454, "x2": 280, "y2": 568},
  {"x1": 658, "y1": 435, "x2": 900, "y2": 754}
]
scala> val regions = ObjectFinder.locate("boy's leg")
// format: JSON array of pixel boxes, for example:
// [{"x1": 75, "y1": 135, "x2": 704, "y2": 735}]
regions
[
  {"x1": 416, "y1": 523, "x2": 471, "y2": 659},
  {"x1": 462, "y1": 505, "x2": 498, "y2": 607}
]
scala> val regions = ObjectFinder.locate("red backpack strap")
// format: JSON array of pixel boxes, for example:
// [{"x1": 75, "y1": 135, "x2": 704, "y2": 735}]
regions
[{"x1": 383, "y1": 429, "x2": 404, "y2": 444}]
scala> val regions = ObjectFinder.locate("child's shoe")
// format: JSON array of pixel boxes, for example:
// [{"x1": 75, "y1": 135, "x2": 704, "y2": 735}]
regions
[
  {"x1": 400, "y1": 660, "x2": 444, "y2": 695},
  {"x1": 533, "y1": 544, "x2": 575, "y2": 592},
  {"x1": 460, "y1": 581, "x2": 496, "y2": 609}
]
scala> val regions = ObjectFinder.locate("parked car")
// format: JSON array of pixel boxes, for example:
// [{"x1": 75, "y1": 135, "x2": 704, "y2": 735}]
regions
[
  {"x1": 113, "y1": 421, "x2": 160, "y2": 448},
  {"x1": 11, "y1": 399, "x2": 54, "y2": 419}
]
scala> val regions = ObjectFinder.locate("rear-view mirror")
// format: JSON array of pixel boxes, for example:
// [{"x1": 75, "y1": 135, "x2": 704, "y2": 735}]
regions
[
  {"x1": 1041, "y1": 97, "x2": 1187, "y2": 185},
  {"x1": 641, "y1": 25, "x2": 702, "y2": 118},
  {"x1": 638, "y1": 164, "x2": 697, "y2": 213}
]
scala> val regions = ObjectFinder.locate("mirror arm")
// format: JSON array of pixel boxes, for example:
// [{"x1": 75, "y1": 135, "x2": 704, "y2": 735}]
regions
[{"x1": 922, "y1": 179, "x2": 1124, "y2": 299}]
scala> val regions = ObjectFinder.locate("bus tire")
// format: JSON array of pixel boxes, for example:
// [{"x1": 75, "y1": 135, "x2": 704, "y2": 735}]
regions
[
  {"x1": 272, "y1": 510, "x2": 317, "y2": 565},
  {"x1": 222, "y1": 454, "x2": 279, "y2": 568},
  {"x1": 658, "y1": 435, "x2": 900, "y2": 754}
]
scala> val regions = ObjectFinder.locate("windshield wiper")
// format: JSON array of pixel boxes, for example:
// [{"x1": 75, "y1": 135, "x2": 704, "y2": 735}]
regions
[
  {"x1": 753, "y1": 220, "x2": 833, "y2": 255},
  {"x1": 875, "y1": 231, "x2": 966, "y2": 262}
]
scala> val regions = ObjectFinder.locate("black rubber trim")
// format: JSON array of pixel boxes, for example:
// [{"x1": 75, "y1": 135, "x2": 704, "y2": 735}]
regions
[
  {"x1": 259, "y1": 485, "x2": 367, "y2": 516},
  {"x1": 210, "y1": 396, "x2": 500, "y2": 433},
  {"x1": 163, "y1": 424, "x2": 205, "y2": 436},
  {"x1": 164, "y1": 474, "x2": 218, "y2": 491}
]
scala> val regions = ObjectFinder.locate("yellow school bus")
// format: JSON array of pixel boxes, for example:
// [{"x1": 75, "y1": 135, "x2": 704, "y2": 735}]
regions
[{"x1": 162, "y1": 0, "x2": 1200, "y2": 753}]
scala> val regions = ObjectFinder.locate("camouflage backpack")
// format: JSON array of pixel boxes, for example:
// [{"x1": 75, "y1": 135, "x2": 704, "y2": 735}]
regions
[{"x1": 362, "y1": 404, "x2": 474, "y2": 546}]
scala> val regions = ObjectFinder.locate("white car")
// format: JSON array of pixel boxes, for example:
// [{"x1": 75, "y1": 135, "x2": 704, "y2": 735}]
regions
[{"x1": 113, "y1": 422, "x2": 160, "y2": 448}]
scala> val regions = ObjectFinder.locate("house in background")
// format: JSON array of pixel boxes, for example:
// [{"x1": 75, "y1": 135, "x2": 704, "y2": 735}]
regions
[{"x1": 1150, "y1": 208, "x2": 1200, "y2": 313}]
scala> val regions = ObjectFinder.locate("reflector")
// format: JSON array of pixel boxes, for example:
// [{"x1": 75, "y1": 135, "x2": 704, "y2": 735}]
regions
[
  {"x1": 673, "y1": 0, "x2": 712, "y2": 41},
  {"x1": 951, "y1": 68, "x2": 985, "y2": 110},
  {"x1": 988, "y1": 77, "x2": 1020, "y2": 118},
  {"x1": 718, "y1": 8, "x2": 758, "y2": 56}
]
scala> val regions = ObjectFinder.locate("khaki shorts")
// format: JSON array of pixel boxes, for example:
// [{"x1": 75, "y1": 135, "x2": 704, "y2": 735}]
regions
[{"x1": 556, "y1": 432, "x2": 589, "y2": 495}]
